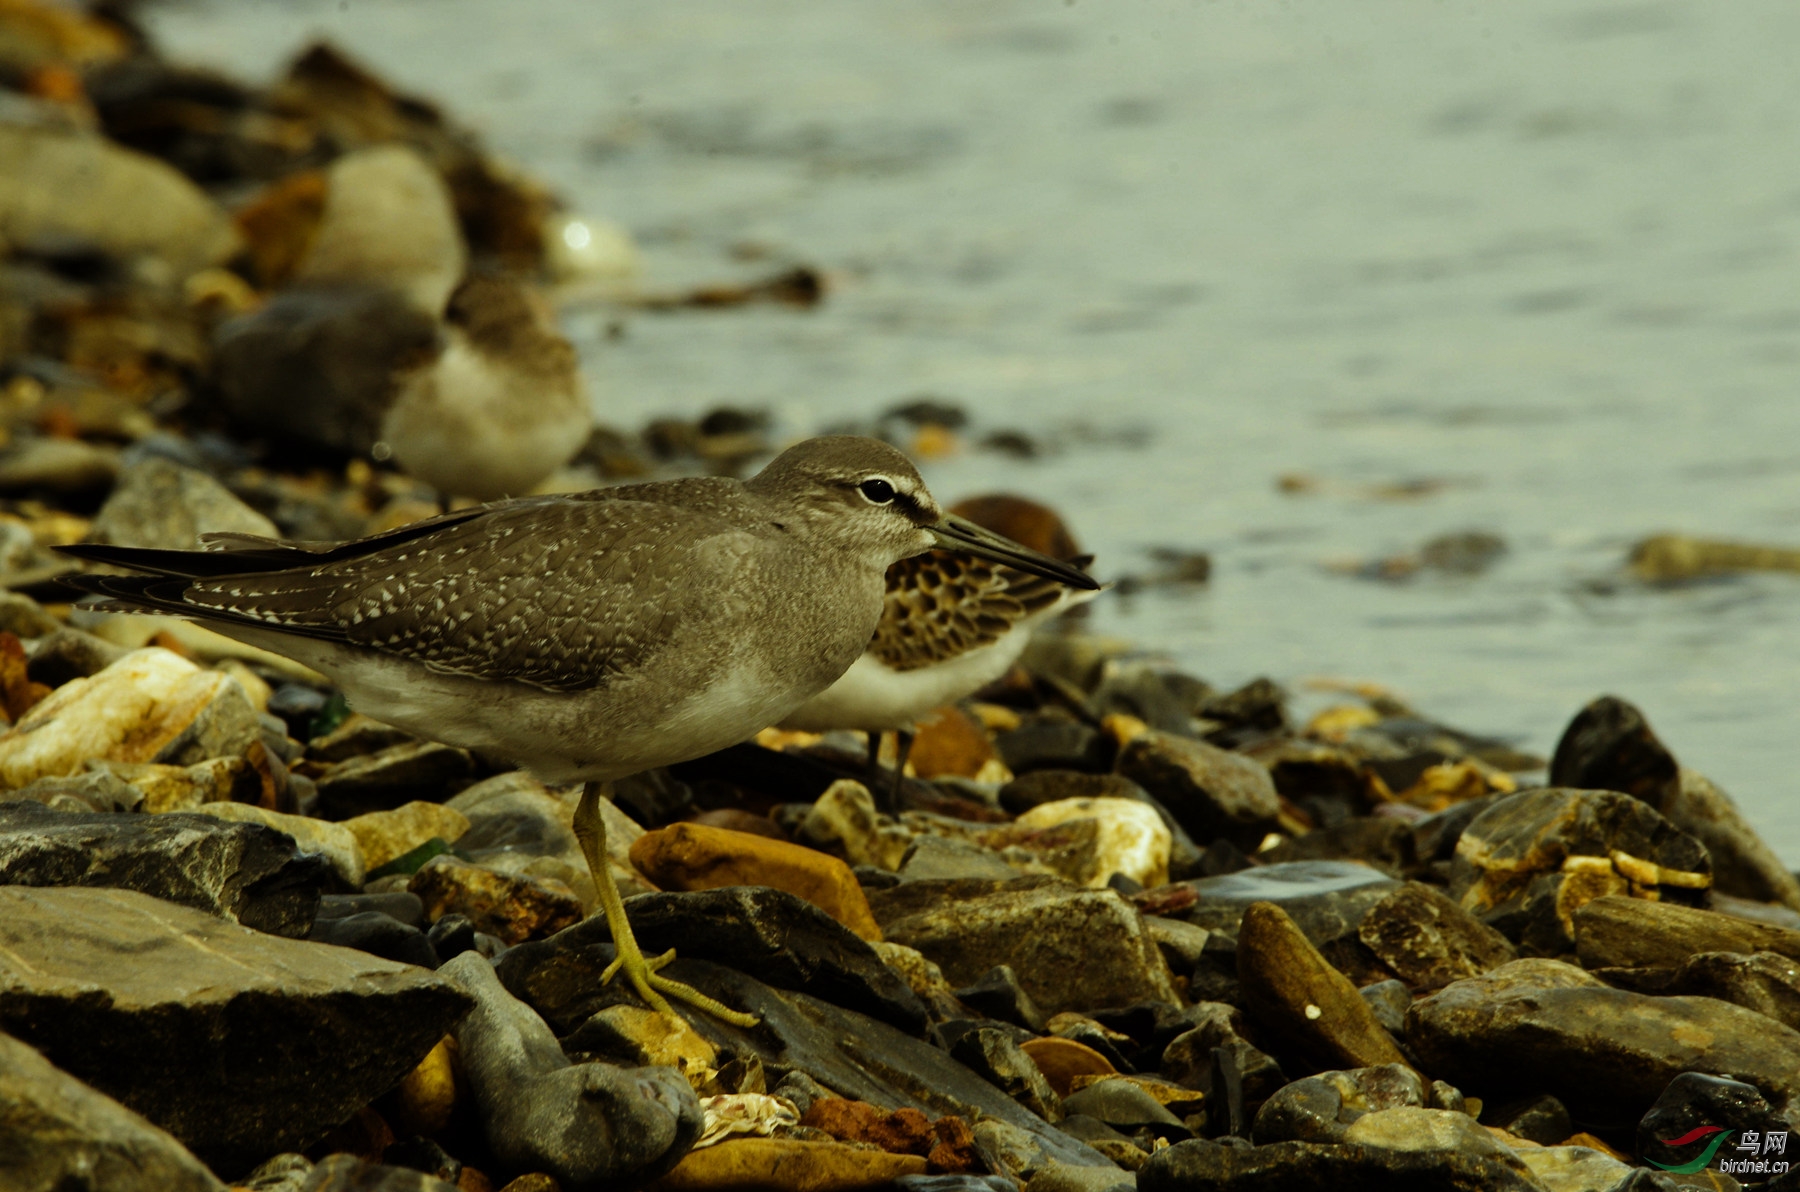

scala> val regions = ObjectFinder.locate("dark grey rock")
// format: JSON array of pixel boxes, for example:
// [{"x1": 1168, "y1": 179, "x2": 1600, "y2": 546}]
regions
[
  {"x1": 1261, "y1": 816, "x2": 1417, "y2": 878},
  {"x1": 1090, "y1": 661, "x2": 1212, "y2": 736},
  {"x1": 1597, "y1": 951, "x2": 1800, "y2": 1032},
  {"x1": 1250, "y1": 1065, "x2": 1428, "y2": 1144},
  {"x1": 1667, "y1": 766, "x2": 1800, "y2": 911},
  {"x1": 1144, "y1": 917, "x2": 1211, "y2": 979},
  {"x1": 1160, "y1": 1003, "x2": 1285, "y2": 1108},
  {"x1": 1088, "y1": 1001, "x2": 1209, "y2": 1070},
  {"x1": 998, "y1": 721, "x2": 1110, "y2": 775},
  {"x1": 948, "y1": 1025, "x2": 1063, "y2": 1122},
  {"x1": 1357, "y1": 979, "x2": 1412, "y2": 1038},
  {"x1": 426, "y1": 914, "x2": 477, "y2": 963},
  {"x1": 0, "y1": 800, "x2": 328, "y2": 937},
  {"x1": 25, "y1": 627, "x2": 129, "y2": 688},
  {"x1": 1450, "y1": 787, "x2": 1710, "y2": 954},
  {"x1": 0, "y1": 1027, "x2": 224, "y2": 1192},
  {"x1": 307, "y1": 911, "x2": 439, "y2": 970},
  {"x1": 1115, "y1": 731, "x2": 1279, "y2": 846},
  {"x1": 0, "y1": 885, "x2": 471, "y2": 1173},
  {"x1": 868, "y1": 876, "x2": 1179, "y2": 1016},
  {"x1": 438, "y1": 952, "x2": 699, "y2": 1190},
  {"x1": 895, "y1": 1176, "x2": 1020, "y2": 1192},
  {"x1": 1061, "y1": 1081, "x2": 1187, "y2": 1140},
  {"x1": 1138, "y1": 1136, "x2": 1543, "y2": 1192},
  {"x1": 1483, "y1": 1093, "x2": 1572, "y2": 1146},
  {"x1": 317, "y1": 892, "x2": 426, "y2": 928},
  {"x1": 496, "y1": 885, "x2": 928, "y2": 1034},
  {"x1": 1357, "y1": 881, "x2": 1516, "y2": 988},
  {"x1": 1410, "y1": 793, "x2": 1504, "y2": 865},
  {"x1": 1024, "y1": 1158, "x2": 1140, "y2": 1192},
  {"x1": 298, "y1": 1154, "x2": 459, "y2": 1192},
  {"x1": 1549, "y1": 695, "x2": 1680, "y2": 806},
  {"x1": 314, "y1": 742, "x2": 475, "y2": 820},
  {"x1": 1637, "y1": 1073, "x2": 1788, "y2": 1176},
  {"x1": 1407, "y1": 957, "x2": 1800, "y2": 1127},
  {"x1": 955, "y1": 964, "x2": 1047, "y2": 1031}
]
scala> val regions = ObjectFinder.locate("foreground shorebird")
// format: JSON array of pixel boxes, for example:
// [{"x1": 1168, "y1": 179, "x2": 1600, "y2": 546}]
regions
[
  {"x1": 57, "y1": 437, "x2": 1096, "y2": 1025},
  {"x1": 780, "y1": 543, "x2": 1097, "y2": 807}
]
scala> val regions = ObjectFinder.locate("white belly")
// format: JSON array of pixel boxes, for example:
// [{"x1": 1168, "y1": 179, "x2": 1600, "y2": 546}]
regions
[{"x1": 779, "y1": 634, "x2": 1031, "y2": 733}]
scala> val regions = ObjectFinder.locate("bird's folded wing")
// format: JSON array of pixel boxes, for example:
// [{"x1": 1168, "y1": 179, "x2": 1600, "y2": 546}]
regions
[
  {"x1": 64, "y1": 497, "x2": 753, "y2": 693},
  {"x1": 869, "y1": 551, "x2": 1074, "y2": 672}
]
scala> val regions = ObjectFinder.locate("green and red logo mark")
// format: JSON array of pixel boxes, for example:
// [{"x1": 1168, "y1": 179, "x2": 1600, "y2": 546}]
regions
[{"x1": 1649, "y1": 1126, "x2": 1734, "y2": 1174}]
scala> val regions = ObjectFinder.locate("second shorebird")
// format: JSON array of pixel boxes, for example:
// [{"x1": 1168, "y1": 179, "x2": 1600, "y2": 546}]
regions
[{"x1": 58, "y1": 436, "x2": 1096, "y2": 1025}]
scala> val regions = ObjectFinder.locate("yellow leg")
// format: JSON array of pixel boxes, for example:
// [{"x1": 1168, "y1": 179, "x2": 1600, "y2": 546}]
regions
[{"x1": 571, "y1": 781, "x2": 759, "y2": 1028}]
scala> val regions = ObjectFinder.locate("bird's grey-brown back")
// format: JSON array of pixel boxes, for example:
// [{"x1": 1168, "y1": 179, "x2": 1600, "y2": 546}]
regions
[{"x1": 72, "y1": 436, "x2": 949, "y2": 781}]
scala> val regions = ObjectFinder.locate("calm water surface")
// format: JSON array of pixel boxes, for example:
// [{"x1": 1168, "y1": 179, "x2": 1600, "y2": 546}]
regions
[{"x1": 153, "y1": 1, "x2": 1800, "y2": 858}]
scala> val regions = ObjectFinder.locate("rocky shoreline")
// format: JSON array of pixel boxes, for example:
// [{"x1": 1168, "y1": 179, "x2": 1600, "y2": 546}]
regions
[{"x1": 4, "y1": 6, "x2": 1800, "y2": 1192}]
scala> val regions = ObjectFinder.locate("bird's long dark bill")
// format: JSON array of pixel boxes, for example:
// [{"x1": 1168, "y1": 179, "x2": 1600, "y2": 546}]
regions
[{"x1": 930, "y1": 515, "x2": 1099, "y2": 590}]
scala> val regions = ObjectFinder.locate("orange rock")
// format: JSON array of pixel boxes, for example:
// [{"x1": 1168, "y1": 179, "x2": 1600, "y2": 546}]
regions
[
  {"x1": 0, "y1": 632, "x2": 50, "y2": 722},
  {"x1": 629, "y1": 822, "x2": 882, "y2": 941},
  {"x1": 494, "y1": 1175, "x2": 558, "y2": 1192},
  {"x1": 905, "y1": 706, "x2": 998, "y2": 781},
  {"x1": 800, "y1": 1099, "x2": 933, "y2": 1156},
  {"x1": 457, "y1": 1167, "x2": 496, "y2": 1192},
  {"x1": 235, "y1": 170, "x2": 328, "y2": 288},
  {"x1": 1020, "y1": 1036, "x2": 1116, "y2": 1098},
  {"x1": 649, "y1": 1138, "x2": 926, "y2": 1192},
  {"x1": 925, "y1": 1115, "x2": 983, "y2": 1175},
  {"x1": 409, "y1": 855, "x2": 582, "y2": 945},
  {"x1": 689, "y1": 808, "x2": 788, "y2": 840}
]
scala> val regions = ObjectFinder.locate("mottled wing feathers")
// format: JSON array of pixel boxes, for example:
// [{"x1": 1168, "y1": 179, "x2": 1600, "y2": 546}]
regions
[
  {"x1": 60, "y1": 491, "x2": 751, "y2": 693},
  {"x1": 867, "y1": 549, "x2": 1073, "y2": 671}
]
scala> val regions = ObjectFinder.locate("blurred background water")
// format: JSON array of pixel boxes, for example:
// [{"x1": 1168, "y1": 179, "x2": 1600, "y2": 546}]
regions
[{"x1": 150, "y1": 0, "x2": 1800, "y2": 858}]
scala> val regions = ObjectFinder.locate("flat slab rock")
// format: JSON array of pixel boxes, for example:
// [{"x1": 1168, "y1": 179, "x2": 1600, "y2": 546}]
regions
[
  {"x1": 0, "y1": 1028, "x2": 224, "y2": 1192},
  {"x1": 0, "y1": 800, "x2": 329, "y2": 937},
  {"x1": 0, "y1": 885, "x2": 472, "y2": 1173},
  {"x1": 867, "y1": 875, "x2": 1178, "y2": 1016}
]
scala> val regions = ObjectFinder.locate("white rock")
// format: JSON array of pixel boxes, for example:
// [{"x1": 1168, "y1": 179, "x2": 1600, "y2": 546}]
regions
[
  {"x1": 797, "y1": 779, "x2": 913, "y2": 871},
  {"x1": 297, "y1": 144, "x2": 467, "y2": 313},
  {"x1": 189, "y1": 802, "x2": 365, "y2": 888},
  {"x1": 0, "y1": 648, "x2": 260, "y2": 789},
  {"x1": 1012, "y1": 796, "x2": 1171, "y2": 888},
  {"x1": 1514, "y1": 1145, "x2": 1634, "y2": 1192}
]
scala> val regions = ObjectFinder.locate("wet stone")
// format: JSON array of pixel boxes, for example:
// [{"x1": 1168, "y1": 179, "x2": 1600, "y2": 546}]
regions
[
  {"x1": 1666, "y1": 766, "x2": 1800, "y2": 910},
  {"x1": 497, "y1": 885, "x2": 928, "y2": 1034},
  {"x1": 996, "y1": 720, "x2": 1110, "y2": 775},
  {"x1": 1236, "y1": 901, "x2": 1413, "y2": 1076},
  {"x1": 1637, "y1": 1073, "x2": 1790, "y2": 1175},
  {"x1": 900, "y1": 833, "x2": 1021, "y2": 882},
  {"x1": 956, "y1": 963, "x2": 1048, "y2": 1031},
  {"x1": 0, "y1": 800, "x2": 328, "y2": 936},
  {"x1": 1261, "y1": 816, "x2": 1417, "y2": 879},
  {"x1": 438, "y1": 952, "x2": 699, "y2": 1190},
  {"x1": 1450, "y1": 787, "x2": 1711, "y2": 954},
  {"x1": 1137, "y1": 1136, "x2": 1543, "y2": 1192},
  {"x1": 314, "y1": 741, "x2": 476, "y2": 820},
  {"x1": 1061, "y1": 1080, "x2": 1187, "y2": 1140},
  {"x1": 1, "y1": 767, "x2": 144, "y2": 813},
  {"x1": 1549, "y1": 695, "x2": 1680, "y2": 807},
  {"x1": 1114, "y1": 730, "x2": 1280, "y2": 846},
  {"x1": 1406, "y1": 957, "x2": 1800, "y2": 1127},
  {"x1": 0, "y1": 885, "x2": 471, "y2": 1172},
  {"x1": 1597, "y1": 950, "x2": 1800, "y2": 1031},
  {"x1": 1356, "y1": 881, "x2": 1516, "y2": 988},
  {"x1": 1572, "y1": 894, "x2": 1800, "y2": 970},
  {"x1": 1023, "y1": 1037, "x2": 1119, "y2": 1099},
  {"x1": 1357, "y1": 979, "x2": 1411, "y2": 1038},
  {"x1": 869, "y1": 875, "x2": 1180, "y2": 1016},
  {"x1": 948, "y1": 1025, "x2": 1064, "y2": 1122},
  {"x1": 191, "y1": 801, "x2": 366, "y2": 889},
  {"x1": 1159, "y1": 1003, "x2": 1286, "y2": 1108},
  {"x1": 1483, "y1": 1093, "x2": 1573, "y2": 1146},
  {"x1": 25, "y1": 626, "x2": 130, "y2": 688},
  {"x1": 1001, "y1": 770, "x2": 1204, "y2": 882},
  {"x1": 308, "y1": 910, "x2": 439, "y2": 969},
  {"x1": 299, "y1": 1154, "x2": 459, "y2": 1191},
  {"x1": 0, "y1": 1027, "x2": 225, "y2": 1192},
  {"x1": 343, "y1": 801, "x2": 471, "y2": 873},
  {"x1": 1250, "y1": 1064, "x2": 1428, "y2": 1144}
]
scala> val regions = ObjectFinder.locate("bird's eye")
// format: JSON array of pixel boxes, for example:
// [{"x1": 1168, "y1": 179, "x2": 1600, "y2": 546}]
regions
[{"x1": 858, "y1": 478, "x2": 896, "y2": 505}]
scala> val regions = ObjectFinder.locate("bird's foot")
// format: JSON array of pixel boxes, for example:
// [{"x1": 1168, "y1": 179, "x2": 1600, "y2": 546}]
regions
[{"x1": 606, "y1": 943, "x2": 759, "y2": 1028}]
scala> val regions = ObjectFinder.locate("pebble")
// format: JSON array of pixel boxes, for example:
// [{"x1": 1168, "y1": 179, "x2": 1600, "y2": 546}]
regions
[
  {"x1": 1636, "y1": 1072, "x2": 1788, "y2": 1176},
  {"x1": 343, "y1": 801, "x2": 472, "y2": 872},
  {"x1": 1407, "y1": 957, "x2": 1800, "y2": 1126},
  {"x1": 406, "y1": 854, "x2": 582, "y2": 945},
  {"x1": 1114, "y1": 730, "x2": 1280, "y2": 846},
  {"x1": 630, "y1": 820, "x2": 883, "y2": 941},
  {"x1": 648, "y1": 1137, "x2": 928, "y2": 1191},
  {"x1": 388, "y1": 1037, "x2": 458, "y2": 1138},
  {"x1": 438, "y1": 952, "x2": 700, "y2": 1189},
  {"x1": 448, "y1": 770, "x2": 646, "y2": 909},
  {"x1": 1450, "y1": 787, "x2": 1711, "y2": 954},
  {"x1": 298, "y1": 1154, "x2": 460, "y2": 1192},
  {"x1": 1021, "y1": 1037, "x2": 1118, "y2": 1098},
  {"x1": 1235, "y1": 900, "x2": 1415, "y2": 1075},
  {"x1": 0, "y1": 885, "x2": 469, "y2": 1172},
  {"x1": 1571, "y1": 891, "x2": 1800, "y2": 969},
  {"x1": 1011, "y1": 797, "x2": 1171, "y2": 889},
  {"x1": 102, "y1": 756, "x2": 261, "y2": 813},
  {"x1": 798, "y1": 777, "x2": 917, "y2": 870},
  {"x1": 191, "y1": 800, "x2": 366, "y2": 888},
  {"x1": 0, "y1": 800, "x2": 329, "y2": 935},
  {"x1": 0, "y1": 647, "x2": 261, "y2": 788},
  {"x1": 1250, "y1": 1064, "x2": 1428, "y2": 1144},
  {"x1": 1598, "y1": 949, "x2": 1800, "y2": 1030},
  {"x1": 1356, "y1": 880, "x2": 1517, "y2": 988},
  {"x1": 314, "y1": 740, "x2": 476, "y2": 819},
  {"x1": 84, "y1": 456, "x2": 279, "y2": 551},
  {"x1": 869, "y1": 875, "x2": 1180, "y2": 1016},
  {"x1": 948, "y1": 1025, "x2": 1064, "y2": 1122}
]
